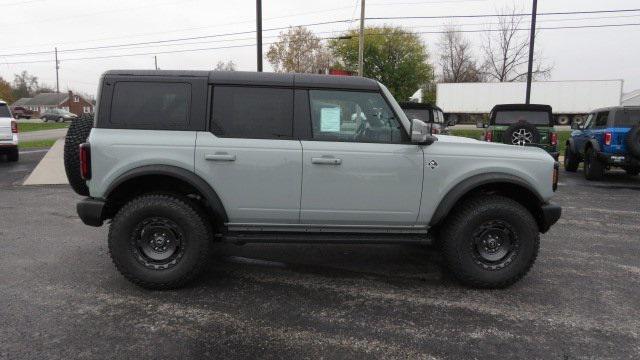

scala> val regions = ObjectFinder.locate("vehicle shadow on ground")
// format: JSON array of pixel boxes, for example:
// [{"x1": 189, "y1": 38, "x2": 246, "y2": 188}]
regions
[{"x1": 196, "y1": 242, "x2": 455, "y2": 289}]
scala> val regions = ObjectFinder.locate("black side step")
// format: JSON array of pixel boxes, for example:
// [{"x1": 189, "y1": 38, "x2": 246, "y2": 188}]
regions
[{"x1": 223, "y1": 231, "x2": 433, "y2": 245}]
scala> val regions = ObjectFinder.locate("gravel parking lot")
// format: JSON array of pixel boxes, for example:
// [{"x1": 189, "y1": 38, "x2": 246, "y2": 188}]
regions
[{"x1": 1, "y1": 163, "x2": 639, "y2": 359}]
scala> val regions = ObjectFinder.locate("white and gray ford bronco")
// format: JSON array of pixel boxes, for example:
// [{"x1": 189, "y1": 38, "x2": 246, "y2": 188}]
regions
[{"x1": 66, "y1": 70, "x2": 561, "y2": 289}]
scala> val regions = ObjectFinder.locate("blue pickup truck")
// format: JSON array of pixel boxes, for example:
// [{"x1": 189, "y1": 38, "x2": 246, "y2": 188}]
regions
[{"x1": 565, "y1": 106, "x2": 640, "y2": 180}]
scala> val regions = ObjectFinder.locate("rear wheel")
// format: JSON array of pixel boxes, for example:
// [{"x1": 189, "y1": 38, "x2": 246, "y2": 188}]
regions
[
  {"x1": 108, "y1": 194, "x2": 213, "y2": 289},
  {"x1": 439, "y1": 195, "x2": 539, "y2": 288},
  {"x1": 564, "y1": 146, "x2": 579, "y2": 172},
  {"x1": 583, "y1": 147, "x2": 604, "y2": 181}
]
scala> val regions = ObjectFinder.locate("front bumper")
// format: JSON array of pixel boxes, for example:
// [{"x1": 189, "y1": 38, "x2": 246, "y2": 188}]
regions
[
  {"x1": 539, "y1": 203, "x2": 562, "y2": 233},
  {"x1": 77, "y1": 198, "x2": 105, "y2": 227}
]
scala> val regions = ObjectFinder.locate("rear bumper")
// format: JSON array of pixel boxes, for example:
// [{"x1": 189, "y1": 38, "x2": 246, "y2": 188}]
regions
[
  {"x1": 0, "y1": 143, "x2": 18, "y2": 152},
  {"x1": 539, "y1": 203, "x2": 562, "y2": 233},
  {"x1": 77, "y1": 198, "x2": 105, "y2": 227},
  {"x1": 597, "y1": 152, "x2": 640, "y2": 167}
]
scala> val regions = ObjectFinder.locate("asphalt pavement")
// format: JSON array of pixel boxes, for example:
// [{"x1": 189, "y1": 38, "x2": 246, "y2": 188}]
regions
[{"x1": 1, "y1": 163, "x2": 639, "y2": 359}]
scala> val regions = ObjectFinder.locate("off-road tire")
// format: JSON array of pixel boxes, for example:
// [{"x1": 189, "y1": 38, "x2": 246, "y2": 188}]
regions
[
  {"x1": 63, "y1": 114, "x2": 94, "y2": 196},
  {"x1": 439, "y1": 195, "x2": 540, "y2": 289},
  {"x1": 7, "y1": 147, "x2": 19, "y2": 162},
  {"x1": 502, "y1": 121, "x2": 541, "y2": 146},
  {"x1": 108, "y1": 194, "x2": 213, "y2": 290},
  {"x1": 626, "y1": 124, "x2": 640, "y2": 159},
  {"x1": 583, "y1": 147, "x2": 604, "y2": 181},
  {"x1": 625, "y1": 167, "x2": 640, "y2": 176},
  {"x1": 564, "y1": 145, "x2": 579, "y2": 172}
]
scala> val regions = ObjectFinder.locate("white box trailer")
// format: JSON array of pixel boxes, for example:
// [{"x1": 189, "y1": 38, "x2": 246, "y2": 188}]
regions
[{"x1": 436, "y1": 80, "x2": 623, "y2": 125}]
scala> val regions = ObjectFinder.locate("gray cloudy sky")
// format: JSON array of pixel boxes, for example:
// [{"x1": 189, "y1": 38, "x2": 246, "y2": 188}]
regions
[{"x1": 1, "y1": 0, "x2": 639, "y2": 97}]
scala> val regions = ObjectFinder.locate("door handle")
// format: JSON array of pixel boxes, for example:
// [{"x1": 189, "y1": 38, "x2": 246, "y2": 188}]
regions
[
  {"x1": 311, "y1": 157, "x2": 342, "y2": 165},
  {"x1": 205, "y1": 153, "x2": 236, "y2": 162}
]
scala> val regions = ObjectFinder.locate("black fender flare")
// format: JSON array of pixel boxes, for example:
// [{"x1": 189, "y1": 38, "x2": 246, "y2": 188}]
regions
[
  {"x1": 429, "y1": 172, "x2": 544, "y2": 227},
  {"x1": 105, "y1": 165, "x2": 228, "y2": 223},
  {"x1": 584, "y1": 139, "x2": 601, "y2": 154}
]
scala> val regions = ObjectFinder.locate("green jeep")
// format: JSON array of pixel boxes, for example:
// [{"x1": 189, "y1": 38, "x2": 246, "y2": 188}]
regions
[{"x1": 477, "y1": 104, "x2": 559, "y2": 160}]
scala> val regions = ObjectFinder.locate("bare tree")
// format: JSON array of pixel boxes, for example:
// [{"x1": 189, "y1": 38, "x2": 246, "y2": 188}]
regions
[
  {"x1": 438, "y1": 25, "x2": 483, "y2": 82},
  {"x1": 267, "y1": 26, "x2": 332, "y2": 73},
  {"x1": 214, "y1": 60, "x2": 236, "y2": 71},
  {"x1": 481, "y1": 6, "x2": 552, "y2": 82}
]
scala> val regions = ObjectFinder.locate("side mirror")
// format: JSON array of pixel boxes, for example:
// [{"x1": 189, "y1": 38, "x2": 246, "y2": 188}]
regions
[
  {"x1": 410, "y1": 118, "x2": 437, "y2": 145},
  {"x1": 476, "y1": 120, "x2": 485, "y2": 128}
]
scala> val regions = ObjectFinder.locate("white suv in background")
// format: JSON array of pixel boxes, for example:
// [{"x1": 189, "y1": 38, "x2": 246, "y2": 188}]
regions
[{"x1": 0, "y1": 101, "x2": 19, "y2": 162}]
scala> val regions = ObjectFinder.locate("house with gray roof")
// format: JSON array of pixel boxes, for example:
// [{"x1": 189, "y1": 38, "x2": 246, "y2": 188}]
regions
[{"x1": 13, "y1": 91, "x2": 94, "y2": 116}]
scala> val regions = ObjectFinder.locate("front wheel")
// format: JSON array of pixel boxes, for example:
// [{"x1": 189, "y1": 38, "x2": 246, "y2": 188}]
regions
[
  {"x1": 439, "y1": 196, "x2": 539, "y2": 288},
  {"x1": 57, "y1": 117, "x2": 63, "y2": 123},
  {"x1": 7, "y1": 147, "x2": 19, "y2": 162},
  {"x1": 108, "y1": 194, "x2": 213, "y2": 289},
  {"x1": 42, "y1": 116, "x2": 47, "y2": 122},
  {"x1": 564, "y1": 146, "x2": 579, "y2": 172},
  {"x1": 625, "y1": 167, "x2": 640, "y2": 176}
]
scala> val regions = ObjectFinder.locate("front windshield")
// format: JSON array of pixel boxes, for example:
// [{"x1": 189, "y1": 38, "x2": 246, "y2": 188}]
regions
[
  {"x1": 494, "y1": 110, "x2": 550, "y2": 126},
  {"x1": 0, "y1": 104, "x2": 11, "y2": 117}
]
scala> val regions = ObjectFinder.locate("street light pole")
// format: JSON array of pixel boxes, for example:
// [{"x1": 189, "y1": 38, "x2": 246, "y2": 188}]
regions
[
  {"x1": 154, "y1": 56, "x2": 158, "y2": 70},
  {"x1": 358, "y1": 0, "x2": 365, "y2": 76},
  {"x1": 525, "y1": 0, "x2": 538, "y2": 104},
  {"x1": 256, "y1": 0, "x2": 263, "y2": 72}
]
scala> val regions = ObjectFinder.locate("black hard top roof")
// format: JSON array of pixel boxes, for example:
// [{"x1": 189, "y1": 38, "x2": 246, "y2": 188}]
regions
[
  {"x1": 491, "y1": 103, "x2": 553, "y2": 113},
  {"x1": 590, "y1": 105, "x2": 640, "y2": 113},
  {"x1": 103, "y1": 70, "x2": 380, "y2": 91},
  {"x1": 399, "y1": 102, "x2": 443, "y2": 112}
]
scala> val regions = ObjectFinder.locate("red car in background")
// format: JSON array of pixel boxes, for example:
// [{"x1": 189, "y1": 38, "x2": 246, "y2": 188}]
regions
[{"x1": 10, "y1": 106, "x2": 34, "y2": 119}]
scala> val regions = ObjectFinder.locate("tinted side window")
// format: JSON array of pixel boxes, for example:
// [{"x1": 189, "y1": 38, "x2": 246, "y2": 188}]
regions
[
  {"x1": 212, "y1": 86, "x2": 293, "y2": 139},
  {"x1": 614, "y1": 109, "x2": 640, "y2": 126},
  {"x1": 309, "y1": 90, "x2": 404, "y2": 143},
  {"x1": 110, "y1": 82, "x2": 190, "y2": 128},
  {"x1": 594, "y1": 111, "x2": 609, "y2": 128}
]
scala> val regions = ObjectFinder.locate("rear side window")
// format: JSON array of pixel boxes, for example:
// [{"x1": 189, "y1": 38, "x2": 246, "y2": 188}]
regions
[
  {"x1": 494, "y1": 111, "x2": 550, "y2": 125},
  {"x1": 613, "y1": 110, "x2": 640, "y2": 126},
  {"x1": 211, "y1": 86, "x2": 293, "y2": 139},
  {"x1": 110, "y1": 82, "x2": 190, "y2": 128},
  {"x1": 0, "y1": 104, "x2": 10, "y2": 117}
]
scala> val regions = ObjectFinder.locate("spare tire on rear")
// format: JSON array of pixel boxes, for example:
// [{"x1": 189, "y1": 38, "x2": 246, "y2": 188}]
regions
[
  {"x1": 502, "y1": 121, "x2": 541, "y2": 146},
  {"x1": 64, "y1": 114, "x2": 94, "y2": 196},
  {"x1": 626, "y1": 124, "x2": 640, "y2": 159}
]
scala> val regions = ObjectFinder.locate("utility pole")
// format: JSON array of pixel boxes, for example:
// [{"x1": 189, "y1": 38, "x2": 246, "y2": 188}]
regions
[
  {"x1": 256, "y1": 0, "x2": 263, "y2": 72},
  {"x1": 55, "y1": 47, "x2": 60, "y2": 93},
  {"x1": 358, "y1": 0, "x2": 365, "y2": 76},
  {"x1": 154, "y1": 56, "x2": 158, "y2": 70},
  {"x1": 525, "y1": 0, "x2": 537, "y2": 104}
]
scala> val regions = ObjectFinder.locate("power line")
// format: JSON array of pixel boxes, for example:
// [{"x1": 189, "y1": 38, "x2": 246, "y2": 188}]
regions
[
  {"x1": 367, "y1": 8, "x2": 640, "y2": 21},
  {"x1": 2, "y1": 7, "x2": 639, "y2": 58},
  {"x1": 3, "y1": 21, "x2": 640, "y2": 66}
]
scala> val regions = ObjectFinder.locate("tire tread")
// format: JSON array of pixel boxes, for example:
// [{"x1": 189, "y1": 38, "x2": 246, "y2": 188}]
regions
[{"x1": 108, "y1": 193, "x2": 212, "y2": 290}]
